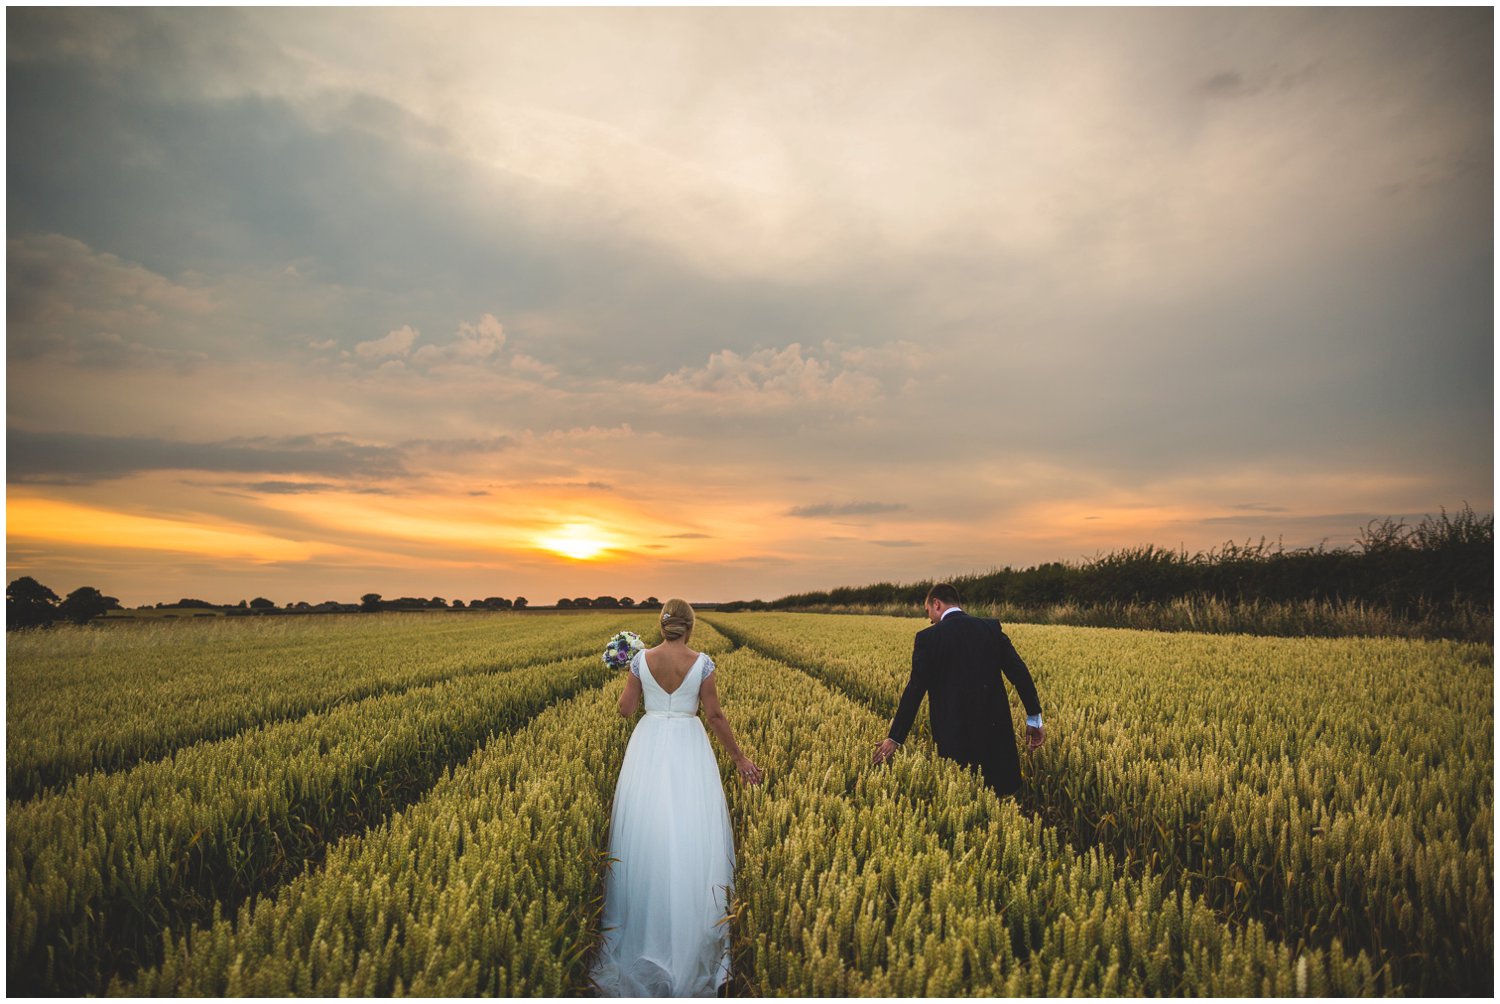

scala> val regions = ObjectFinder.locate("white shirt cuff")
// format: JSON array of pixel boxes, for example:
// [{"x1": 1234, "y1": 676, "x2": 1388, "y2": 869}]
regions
[{"x1": 1026, "y1": 713, "x2": 1043, "y2": 729}]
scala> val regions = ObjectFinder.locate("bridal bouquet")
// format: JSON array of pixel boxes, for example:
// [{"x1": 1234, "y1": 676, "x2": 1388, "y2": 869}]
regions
[{"x1": 602, "y1": 630, "x2": 645, "y2": 671}]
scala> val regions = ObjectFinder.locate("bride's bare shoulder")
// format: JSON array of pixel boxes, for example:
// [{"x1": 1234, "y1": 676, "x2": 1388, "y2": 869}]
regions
[{"x1": 646, "y1": 645, "x2": 702, "y2": 673}]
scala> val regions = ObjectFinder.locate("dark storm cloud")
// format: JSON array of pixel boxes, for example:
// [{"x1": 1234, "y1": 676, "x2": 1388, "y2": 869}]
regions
[{"x1": 8, "y1": 430, "x2": 407, "y2": 484}]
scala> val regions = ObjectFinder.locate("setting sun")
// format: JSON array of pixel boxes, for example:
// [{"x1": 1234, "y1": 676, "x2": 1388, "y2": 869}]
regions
[{"x1": 537, "y1": 523, "x2": 612, "y2": 561}]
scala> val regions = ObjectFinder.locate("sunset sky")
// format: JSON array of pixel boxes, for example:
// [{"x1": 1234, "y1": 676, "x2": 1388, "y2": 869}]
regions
[{"x1": 6, "y1": 8, "x2": 1493, "y2": 607}]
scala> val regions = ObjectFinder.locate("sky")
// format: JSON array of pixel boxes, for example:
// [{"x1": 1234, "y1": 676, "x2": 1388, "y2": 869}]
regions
[{"x1": 5, "y1": 7, "x2": 1493, "y2": 607}]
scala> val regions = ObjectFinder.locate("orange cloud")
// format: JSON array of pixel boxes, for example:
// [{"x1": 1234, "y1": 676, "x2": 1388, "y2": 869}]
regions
[{"x1": 7, "y1": 494, "x2": 319, "y2": 563}]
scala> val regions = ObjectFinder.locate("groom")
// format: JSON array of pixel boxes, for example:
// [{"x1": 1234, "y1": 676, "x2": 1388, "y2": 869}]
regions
[{"x1": 872, "y1": 583, "x2": 1044, "y2": 797}]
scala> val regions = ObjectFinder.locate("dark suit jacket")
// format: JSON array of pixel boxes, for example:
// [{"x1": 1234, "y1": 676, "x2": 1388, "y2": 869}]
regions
[{"x1": 888, "y1": 610, "x2": 1042, "y2": 795}]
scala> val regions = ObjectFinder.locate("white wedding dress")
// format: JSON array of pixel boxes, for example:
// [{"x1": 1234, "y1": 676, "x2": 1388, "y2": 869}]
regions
[{"x1": 591, "y1": 650, "x2": 736, "y2": 997}]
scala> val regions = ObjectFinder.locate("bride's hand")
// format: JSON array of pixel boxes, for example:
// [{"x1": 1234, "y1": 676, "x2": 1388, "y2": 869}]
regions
[{"x1": 735, "y1": 756, "x2": 763, "y2": 786}]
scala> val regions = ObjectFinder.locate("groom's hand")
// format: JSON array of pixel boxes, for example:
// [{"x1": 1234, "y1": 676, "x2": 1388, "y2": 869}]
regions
[
  {"x1": 1026, "y1": 725, "x2": 1044, "y2": 750},
  {"x1": 871, "y1": 738, "x2": 899, "y2": 766}
]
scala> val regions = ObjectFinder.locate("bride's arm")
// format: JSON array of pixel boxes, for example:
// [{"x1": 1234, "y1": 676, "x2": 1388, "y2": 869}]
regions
[
  {"x1": 699, "y1": 677, "x2": 762, "y2": 784},
  {"x1": 617, "y1": 674, "x2": 643, "y2": 718}
]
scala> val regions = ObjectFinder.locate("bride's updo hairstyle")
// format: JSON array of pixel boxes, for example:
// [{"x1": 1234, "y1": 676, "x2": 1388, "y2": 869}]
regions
[{"x1": 659, "y1": 598, "x2": 695, "y2": 642}]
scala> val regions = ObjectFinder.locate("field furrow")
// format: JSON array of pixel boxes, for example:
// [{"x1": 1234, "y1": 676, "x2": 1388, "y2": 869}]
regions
[
  {"x1": 9, "y1": 651, "x2": 620, "y2": 995},
  {"x1": 118, "y1": 678, "x2": 637, "y2": 996},
  {"x1": 711, "y1": 647, "x2": 1383, "y2": 995},
  {"x1": 705, "y1": 612, "x2": 1493, "y2": 995},
  {"x1": 7, "y1": 612, "x2": 656, "y2": 800}
]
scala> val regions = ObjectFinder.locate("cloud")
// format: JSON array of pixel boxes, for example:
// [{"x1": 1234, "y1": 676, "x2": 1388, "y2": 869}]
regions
[
  {"x1": 872, "y1": 539, "x2": 922, "y2": 548},
  {"x1": 786, "y1": 501, "x2": 909, "y2": 519},
  {"x1": 400, "y1": 434, "x2": 518, "y2": 456},
  {"x1": 355, "y1": 325, "x2": 418, "y2": 360},
  {"x1": 8, "y1": 429, "x2": 407, "y2": 484},
  {"x1": 509, "y1": 353, "x2": 558, "y2": 379},
  {"x1": 410, "y1": 313, "x2": 506, "y2": 367},
  {"x1": 657, "y1": 343, "x2": 882, "y2": 408},
  {"x1": 239, "y1": 481, "x2": 338, "y2": 495},
  {"x1": 7, "y1": 234, "x2": 217, "y2": 368},
  {"x1": 237, "y1": 481, "x2": 394, "y2": 496},
  {"x1": 341, "y1": 314, "x2": 544, "y2": 380},
  {"x1": 1198, "y1": 511, "x2": 1387, "y2": 534},
  {"x1": 1196, "y1": 70, "x2": 1256, "y2": 99},
  {"x1": 538, "y1": 425, "x2": 638, "y2": 443}
]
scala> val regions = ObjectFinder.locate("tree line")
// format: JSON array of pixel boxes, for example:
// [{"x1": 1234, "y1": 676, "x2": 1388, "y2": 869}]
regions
[
  {"x1": 5, "y1": 581, "x2": 671, "y2": 630},
  {"x1": 6, "y1": 578, "x2": 122, "y2": 628},
  {"x1": 720, "y1": 505, "x2": 1493, "y2": 637},
  {"x1": 358, "y1": 594, "x2": 533, "y2": 612},
  {"x1": 555, "y1": 596, "x2": 658, "y2": 609}
]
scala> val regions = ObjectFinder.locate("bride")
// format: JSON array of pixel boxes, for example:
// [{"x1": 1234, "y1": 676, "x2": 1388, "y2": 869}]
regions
[{"x1": 591, "y1": 598, "x2": 763, "y2": 997}]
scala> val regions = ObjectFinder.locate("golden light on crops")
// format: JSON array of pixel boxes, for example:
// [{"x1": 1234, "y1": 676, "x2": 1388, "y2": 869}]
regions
[{"x1": 536, "y1": 523, "x2": 612, "y2": 561}]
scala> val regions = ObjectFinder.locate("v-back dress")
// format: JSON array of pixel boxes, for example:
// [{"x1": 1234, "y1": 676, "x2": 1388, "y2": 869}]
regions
[{"x1": 590, "y1": 650, "x2": 735, "y2": 997}]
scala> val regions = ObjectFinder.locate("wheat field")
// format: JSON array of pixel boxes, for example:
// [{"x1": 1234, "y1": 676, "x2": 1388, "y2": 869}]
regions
[{"x1": 7, "y1": 611, "x2": 1491, "y2": 995}]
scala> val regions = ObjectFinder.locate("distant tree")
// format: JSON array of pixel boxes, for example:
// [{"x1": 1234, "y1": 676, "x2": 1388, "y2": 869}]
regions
[
  {"x1": 386, "y1": 596, "x2": 432, "y2": 611},
  {"x1": 428, "y1": 597, "x2": 448, "y2": 609},
  {"x1": 557, "y1": 598, "x2": 574, "y2": 608},
  {"x1": 59, "y1": 586, "x2": 120, "y2": 625},
  {"x1": 620, "y1": 597, "x2": 636, "y2": 607},
  {"x1": 572, "y1": 597, "x2": 593, "y2": 609},
  {"x1": 295, "y1": 601, "x2": 312, "y2": 610},
  {"x1": 592, "y1": 596, "x2": 620, "y2": 609},
  {"x1": 452, "y1": 599, "x2": 467, "y2": 609},
  {"x1": 176, "y1": 598, "x2": 217, "y2": 610},
  {"x1": 236, "y1": 599, "x2": 248, "y2": 609},
  {"x1": 250, "y1": 597, "x2": 276, "y2": 610},
  {"x1": 513, "y1": 597, "x2": 528, "y2": 609},
  {"x1": 360, "y1": 593, "x2": 383, "y2": 613},
  {"x1": 8, "y1": 577, "x2": 60, "y2": 629},
  {"x1": 644, "y1": 596, "x2": 660, "y2": 607}
]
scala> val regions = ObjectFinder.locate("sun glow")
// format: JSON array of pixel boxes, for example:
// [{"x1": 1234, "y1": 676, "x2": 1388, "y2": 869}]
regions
[{"x1": 536, "y1": 523, "x2": 612, "y2": 561}]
